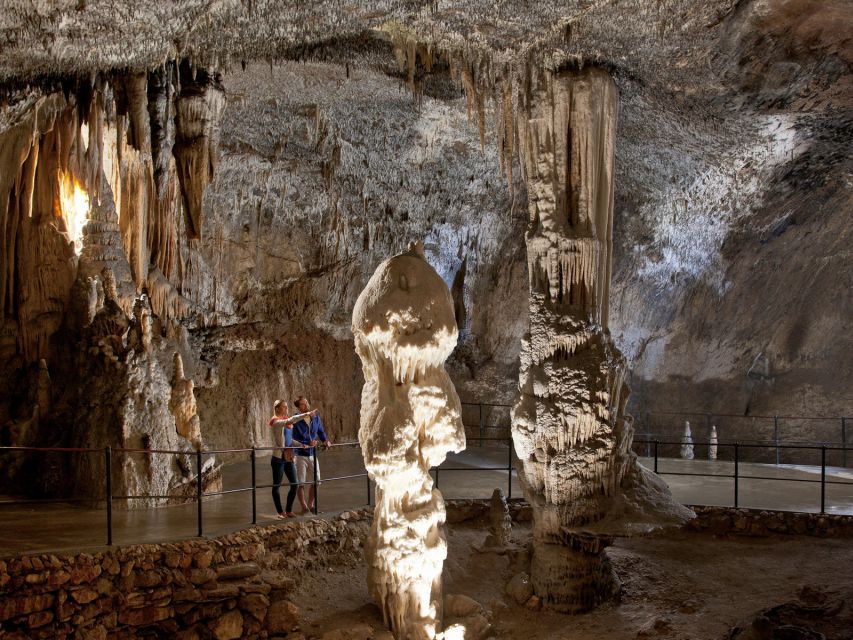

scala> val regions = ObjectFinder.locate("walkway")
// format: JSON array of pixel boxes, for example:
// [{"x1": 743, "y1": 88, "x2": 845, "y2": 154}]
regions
[
  {"x1": 0, "y1": 446, "x2": 850, "y2": 557},
  {"x1": 0, "y1": 445, "x2": 515, "y2": 557}
]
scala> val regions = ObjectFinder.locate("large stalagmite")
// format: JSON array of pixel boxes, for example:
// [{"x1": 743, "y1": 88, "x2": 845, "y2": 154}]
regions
[
  {"x1": 512, "y1": 67, "x2": 691, "y2": 613},
  {"x1": 352, "y1": 242, "x2": 466, "y2": 640}
]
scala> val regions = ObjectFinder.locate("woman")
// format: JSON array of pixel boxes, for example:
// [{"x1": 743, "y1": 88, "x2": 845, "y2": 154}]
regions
[{"x1": 267, "y1": 399, "x2": 313, "y2": 518}]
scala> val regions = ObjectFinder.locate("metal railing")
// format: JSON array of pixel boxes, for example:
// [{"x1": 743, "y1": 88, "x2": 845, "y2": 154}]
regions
[
  {"x1": 636, "y1": 438, "x2": 853, "y2": 514},
  {"x1": 460, "y1": 401, "x2": 512, "y2": 445},
  {"x1": 433, "y1": 436, "x2": 514, "y2": 497},
  {"x1": 635, "y1": 411, "x2": 850, "y2": 467},
  {"x1": 3, "y1": 432, "x2": 851, "y2": 552},
  {"x1": 0, "y1": 436, "x2": 515, "y2": 549}
]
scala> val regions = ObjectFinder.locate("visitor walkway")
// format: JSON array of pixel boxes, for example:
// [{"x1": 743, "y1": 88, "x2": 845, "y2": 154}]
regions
[{"x1": 0, "y1": 444, "x2": 851, "y2": 557}]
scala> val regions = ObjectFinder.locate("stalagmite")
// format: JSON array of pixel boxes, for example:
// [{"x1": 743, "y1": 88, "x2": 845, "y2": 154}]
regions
[
  {"x1": 169, "y1": 352, "x2": 202, "y2": 447},
  {"x1": 709, "y1": 425, "x2": 718, "y2": 461},
  {"x1": 485, "y1": 487, "x2": 512, "y2": 547},
  {"x1": 511, "y1": 67, "x2": 691, "y2": 613},
  {"x1": 681, "y1": 421, "x2": 695, "y2": 460},
  {"x1": 128, "y1": 294, "x2": 153, "y2": 354},
  {"x1": 352, "y1": 241, "x2": 466, "y2": 640}
]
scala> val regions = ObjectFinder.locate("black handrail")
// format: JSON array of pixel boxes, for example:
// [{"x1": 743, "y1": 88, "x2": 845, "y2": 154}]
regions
[
  {"x1": 2, "y1": 435, "x2": 850, "y2": 552},
  {"x1": 635, "y1": 438, "x2": 853, "y2": 517}
]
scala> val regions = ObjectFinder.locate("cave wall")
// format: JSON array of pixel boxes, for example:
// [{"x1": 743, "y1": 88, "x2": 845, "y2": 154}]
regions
[
  {"x1": 1, "y1": 0, "x2": 849, "y2": 492},
  {"x1": 608, "y1": 0, "x2": 852, "y2": 440},
  {"x1": 0, "y1": 67, "x2": 227, "y2": 502},
  {"x1": 190, "y1": 61, "x2": 527, "y2": 449}
]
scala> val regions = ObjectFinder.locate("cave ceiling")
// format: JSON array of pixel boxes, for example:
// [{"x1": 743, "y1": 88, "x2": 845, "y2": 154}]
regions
[
  {"x1": 0, "y1": 0, "x2": 850, "y2": 422},
  {"x1": 1, "y1": 0, "x2": 847, "y2": 106}
]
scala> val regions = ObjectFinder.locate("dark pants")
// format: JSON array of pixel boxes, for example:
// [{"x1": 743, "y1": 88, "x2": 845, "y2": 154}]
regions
[{"x1": 271, "y1": 457, "x2": 298, "y2": 514}]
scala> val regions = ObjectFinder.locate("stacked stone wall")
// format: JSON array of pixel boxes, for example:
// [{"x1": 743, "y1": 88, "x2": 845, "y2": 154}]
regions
[
  {"x1": 688, "y1": 506, "x2": 853, "y2": 538},
  {"x1": 0, "y1": 510, "x2": 369, "y2": 640}
]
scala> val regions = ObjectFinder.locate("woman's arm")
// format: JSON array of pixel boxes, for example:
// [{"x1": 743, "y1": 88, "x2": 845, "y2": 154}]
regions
[{"x1": 269, "y1": 412, "x2": 311, "y2": 429}]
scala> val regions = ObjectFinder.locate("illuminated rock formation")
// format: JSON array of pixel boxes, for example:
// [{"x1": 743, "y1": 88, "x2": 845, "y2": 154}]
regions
[
  {"x1": 352, "y1": 242, "x2": 465, "y2": 640},
  {"x1": 170, "y1": 352, "x2": 202, "y2": 447},
  {"x1": 512, "y1": 67, "x2": 691, "y2": 613},
  {"x1": 710, "y1": 426, "x2": 719, "y2": 461},
  {"x1": 681, "y1": 422, "x2": 695, "y2": 460}
]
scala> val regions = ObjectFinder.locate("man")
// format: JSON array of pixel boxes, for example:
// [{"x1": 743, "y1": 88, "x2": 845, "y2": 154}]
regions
[{"x1": 291, "y1": 396, "x2": 331, "y2": 513}]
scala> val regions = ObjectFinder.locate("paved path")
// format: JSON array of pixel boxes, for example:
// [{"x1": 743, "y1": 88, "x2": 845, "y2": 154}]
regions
[
  {"x1": 0, "y1": 446, "x2": 515, "y2": 557},
  {"x1": 637, "y1": 456, "x2": 853, "y2": 515},
  {"x1": 0, "y1": 447, "x2": 850, "y2": 557}
]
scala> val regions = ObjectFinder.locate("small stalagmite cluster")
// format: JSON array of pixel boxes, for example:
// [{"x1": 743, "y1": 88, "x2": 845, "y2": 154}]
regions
[
  {"x1": 511, "y1": 67, "x2": 690, "y2": 612},
  {"x1": 352, "y1": 242, "x2": 466, "y2": 640}
]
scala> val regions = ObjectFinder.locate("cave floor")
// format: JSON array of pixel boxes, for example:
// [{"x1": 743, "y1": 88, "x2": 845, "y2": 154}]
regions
[
  {"x1": 0, "y1": 446, "x2": 850, "y2": 557},
  {"x1": 295, "y1": 523, "x2": 853, "y2": 640}
]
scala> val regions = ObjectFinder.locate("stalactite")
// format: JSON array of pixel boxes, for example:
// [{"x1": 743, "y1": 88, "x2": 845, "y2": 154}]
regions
[
  {"x1": 147, "y1": 64, "x2": 176, "y2": 199},
  {"x1": 173, "y1": 60, "x2": 225, "y2": 240},
  {"x1": 0, "y1": 92, "x2": 97, "y2": 362}
]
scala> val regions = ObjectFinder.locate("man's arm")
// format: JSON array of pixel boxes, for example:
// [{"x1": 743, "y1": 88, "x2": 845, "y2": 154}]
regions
[{"x1": 315, "y1": 415, "x2": 331, "y2": 449}]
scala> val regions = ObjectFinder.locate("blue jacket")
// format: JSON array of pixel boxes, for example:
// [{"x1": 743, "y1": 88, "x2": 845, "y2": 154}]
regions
[{"x1": 292, "y1": 415, "x2": 328, "y2": 456}]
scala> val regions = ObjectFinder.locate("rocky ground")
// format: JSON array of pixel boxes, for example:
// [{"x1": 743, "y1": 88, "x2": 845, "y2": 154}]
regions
[{"x1": 294, "y1": 522, "x2": 853, "y2": 640}]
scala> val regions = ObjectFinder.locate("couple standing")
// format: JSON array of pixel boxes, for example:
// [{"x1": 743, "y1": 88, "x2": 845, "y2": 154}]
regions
[{"x1": 267, "y1": 395, "x2": 331, "y2": 518}]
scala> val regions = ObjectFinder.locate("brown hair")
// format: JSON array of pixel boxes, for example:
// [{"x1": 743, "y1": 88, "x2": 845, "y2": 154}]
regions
[{"x1": 293, "y1": 395, "x2": 307, "y2": 409}]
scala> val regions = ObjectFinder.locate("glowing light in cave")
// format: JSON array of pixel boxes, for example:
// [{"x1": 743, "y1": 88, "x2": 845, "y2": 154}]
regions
[
  {"x1": 58, "y1": 173, "x2": 90, "y2": 255},
  {"x1": 80, "y1": 121, "x2": 89, "y2": 151}
]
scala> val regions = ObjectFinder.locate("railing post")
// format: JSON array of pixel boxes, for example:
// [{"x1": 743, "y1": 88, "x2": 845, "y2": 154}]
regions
[
  {"x1": 435, "y1": 465, "x2": 440, "y2": 489},
  {"x1": 250, "y1": 447, "x2": 257, "y2": 525},
  {"x1": 479, "y1": 403, "x2": 484, "y2": 448},
  {"x1": 705, "y1": 413, "x2": 711, "y2": 458},
  {"x1": 645, "y1": 413, "x2": 651, "y2": 457},
  {"x1": 842, "y1": 417, "x2": 848, "y2": 468},
  {"x1": 312, "y1": 448, "x2": 319, "y2": 515},
  {"x1": 774, "y1": 416, "x2": 780, "y2": 465},
  {"x1": 507, "y1": 437, "x2": 513, "y2": 499},
  {"x1": 734, "y1": 443, "x2": 739, "y2": 509},
  {"x1": 653, "y1": 439, "x2": 659, "y2": 474},
  {"x1": 820, "y1": 445, "x2": 826, "y2": 515},
  {"x1": 105, "y1": 446, "x2": 113, "y2": 546},
  {"x1": 196, "y1": 447, "x2": 203, "y2": 537}
]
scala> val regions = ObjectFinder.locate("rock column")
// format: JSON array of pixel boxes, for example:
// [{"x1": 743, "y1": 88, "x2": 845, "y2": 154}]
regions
[
  {"x1": 352, "y1": 242, "x2": 465, "y2": 640},
  {"x1": 511, "y1": 67, "x2": 635, "y2": 612}
]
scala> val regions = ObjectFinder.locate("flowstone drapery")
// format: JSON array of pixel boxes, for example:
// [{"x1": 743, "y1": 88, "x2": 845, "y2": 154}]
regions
[
  {"x1": 512, "y1": 67, "x2": 690, "y2": 613},
  {"x1": 352, "y1": 242, "x2": 466, "y2": 640}
]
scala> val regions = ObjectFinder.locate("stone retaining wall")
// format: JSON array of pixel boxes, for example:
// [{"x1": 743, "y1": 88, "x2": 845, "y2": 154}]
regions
[
  {"x1": 2, "y1": 501, "x2": 851, "y2": 639},
  {"x1": 688, "y1": 506, "x2": 853, "y2": 537},
  {"x1": 0, "y1": 510, "x2": 370, "y2": 640}
]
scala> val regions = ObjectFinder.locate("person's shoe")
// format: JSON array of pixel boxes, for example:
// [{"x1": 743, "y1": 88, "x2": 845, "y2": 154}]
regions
[
  {"x1": 284, "y1": 512, "x2": 296, "y2": 518},
  {"x1": 276, "y1": 513, "x2": 287, "y2": 519}
]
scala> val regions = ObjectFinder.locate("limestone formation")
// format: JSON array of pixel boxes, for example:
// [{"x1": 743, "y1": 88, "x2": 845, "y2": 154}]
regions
[
  {"x1": 173, "y1": 61, "x2": 225, "y2": 240},
  {"x1": 170, "y1": 352, "x2": 202, "y2": 447},
  {"x1": 681, "y1": 422, "x2": 695, "y2": 460},
  {"x1": 36, "y1": 359, "x2": 51, "y2": 417},
  {"x1": 127, "y1": 295, "x2": 154, "y2": 355},
  {"x1": 709, "y1": 426, "x2": 719, "y2": 461},
  {"x1": 352, "y1": 242, "x2": 465, "y2": 640},
  {"x1": 511, "y1": 68, "x2": 690, "y2": 613},
  {"x1": 485, "y1": 488, "x2": 512, "y2": 547}
]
